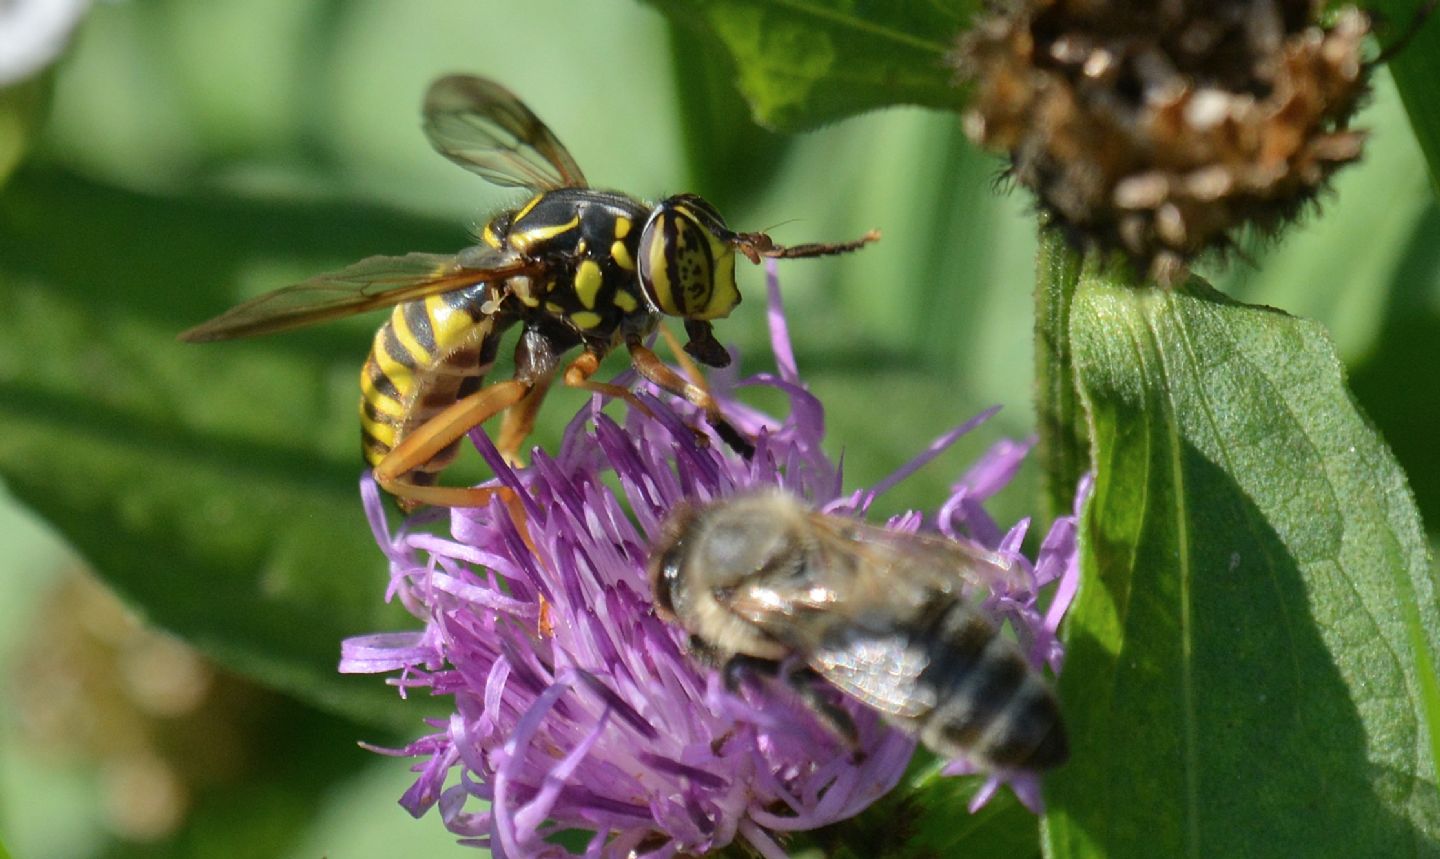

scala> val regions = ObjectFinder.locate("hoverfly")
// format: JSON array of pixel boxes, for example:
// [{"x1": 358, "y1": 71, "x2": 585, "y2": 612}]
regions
[
  {"x1": 180, "y1": 75, "x2": 876, "y2": 508},
  {"x1": 649, "y1": 489, "x2": 1068, "y2": 772}
]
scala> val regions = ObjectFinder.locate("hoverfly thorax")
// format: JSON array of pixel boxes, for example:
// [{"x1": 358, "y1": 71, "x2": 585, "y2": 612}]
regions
[{"x1": 637, "y1": 194, "x2": 741, "y2": 321}]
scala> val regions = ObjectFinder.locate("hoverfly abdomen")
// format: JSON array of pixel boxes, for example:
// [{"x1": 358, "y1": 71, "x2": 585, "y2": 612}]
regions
[{"x1": 359, "y1": 283, "x2": 510, "y2": 483}]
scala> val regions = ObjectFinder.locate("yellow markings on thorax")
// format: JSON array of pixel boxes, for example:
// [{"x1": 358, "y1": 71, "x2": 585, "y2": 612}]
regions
[
  {"x1": 610, "y1": 240, "x2": 634, "y2": 271},
  {"x1": 512, "y1": 194, "x2": 544, "y2": 224},
  {"x1": 570, "y1": 310, "x2": 602, "y2": 330},
  {"x1": 614, "y1": 217, "x2": 631, "y2": 239},
  {"x1": 545, "y1": 301, "x2": 565, "y2": 315},
  {"x1": 613, "y1": 290, "x2": 638, "y2": 312},
  {"x1": 574, "y1": 259, "x2": 603, "y2": 309},
  {"x1": 509, "y1": 215, "x2": 580, "y2": 255},
  {"x1": 518, "y1": 277, "x2": 541, "y2": 305},
  {"x1": 480, "y1": 220, "x2": 503, "y2": 249}
]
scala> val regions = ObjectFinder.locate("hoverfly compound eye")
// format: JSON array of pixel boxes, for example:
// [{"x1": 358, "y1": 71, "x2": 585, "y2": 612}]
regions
[{"x1": 638, "y1": 195, "x2": 740, "y2": 321}]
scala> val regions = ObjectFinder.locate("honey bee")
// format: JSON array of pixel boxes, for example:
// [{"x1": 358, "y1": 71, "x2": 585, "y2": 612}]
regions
[
  {"x1": 179, "y1": 75, "x2": 876, "y2": 508},
  {"x1": 648, "y1": 489, "x2": 1068, "y2": 772}
]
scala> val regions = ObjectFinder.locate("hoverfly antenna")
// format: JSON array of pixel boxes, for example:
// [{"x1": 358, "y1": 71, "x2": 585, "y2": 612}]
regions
[{"x1": 730, "y1": 228, "x2": 881, "y2": 264}]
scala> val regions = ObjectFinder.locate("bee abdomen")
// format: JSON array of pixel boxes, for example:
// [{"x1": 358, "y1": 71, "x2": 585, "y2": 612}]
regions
[{"x1": 915, "y1": 602, "x2": 1068, "y2": 771}]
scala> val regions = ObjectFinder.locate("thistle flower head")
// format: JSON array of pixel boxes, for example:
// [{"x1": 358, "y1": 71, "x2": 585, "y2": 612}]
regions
[
  {"x1": 955, "y1": 0, "x2": 1372, "y2": 282},
  {"x1": 341, "y1": 265, "x2": 1083, "y2": 857}
]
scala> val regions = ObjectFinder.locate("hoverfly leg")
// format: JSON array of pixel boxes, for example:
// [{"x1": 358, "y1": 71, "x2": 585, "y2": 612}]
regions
[
  {"x1": 495, "y1": 372, "x2": 555, "y2": 465},
  {"x1": 374, "y1": 378, "x2": 531, "y2": 508},
  {"x1": 680, "y1": 319, "x2": 731, "y2": 369},
  {"x1": 561, "y1": 348, "x2": 658, "y2": 419},
  {"x1": 657, "y1": 324, "x2": 709, "y2": 388},
  {"x1": 382, "y1": 481, "x2": 520, "y2": 513},
  {"x1": 630, "y1": 334, "x2": 756, "y2": 460}
]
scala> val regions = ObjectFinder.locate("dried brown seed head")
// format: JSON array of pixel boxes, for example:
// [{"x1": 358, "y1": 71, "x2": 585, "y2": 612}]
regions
[{"x1": 955, "y1": 1, "x2": 1373, "y2": 282}]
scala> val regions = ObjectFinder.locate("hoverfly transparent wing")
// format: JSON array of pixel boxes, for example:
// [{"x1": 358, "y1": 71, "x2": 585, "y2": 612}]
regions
[
  {"x1": 179, "y1": 249, "x2": 539, "y2": 342},
  {"x1": 422, "y1": 75, "x2": 588, "y2": 191}
]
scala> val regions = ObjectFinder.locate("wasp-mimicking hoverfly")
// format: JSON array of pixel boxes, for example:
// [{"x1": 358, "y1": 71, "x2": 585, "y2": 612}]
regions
[
  {"x1": 649, "y1": 489, "x2": 1068, "y2": 772},
  {"x1": 180, "y1": 75, "x2": 877, "y2": 508}
]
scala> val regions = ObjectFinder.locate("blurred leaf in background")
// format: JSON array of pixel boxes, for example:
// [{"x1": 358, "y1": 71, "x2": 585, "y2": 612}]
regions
[
  {"x1": 642, "y1": 0, "x2": 979, "y2": 131},
  {"x1": 2, "y1": 0, "x2": 1439, "y2": 856}
]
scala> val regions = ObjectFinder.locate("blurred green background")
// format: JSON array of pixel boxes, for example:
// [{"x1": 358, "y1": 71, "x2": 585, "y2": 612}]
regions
[{"x1": 1, "y1": 1, "x2": 1436, "y2": 856}]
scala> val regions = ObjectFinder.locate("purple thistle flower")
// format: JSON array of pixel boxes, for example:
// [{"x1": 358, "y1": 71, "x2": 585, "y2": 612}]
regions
[{"x1": 340, "y1": 263, "x2": 1084, "y2": 858}]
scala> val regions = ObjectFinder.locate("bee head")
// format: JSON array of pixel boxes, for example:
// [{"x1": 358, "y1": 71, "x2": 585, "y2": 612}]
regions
[{"x1": 637, "y1": 194, "x2": 741, "y2": 322}]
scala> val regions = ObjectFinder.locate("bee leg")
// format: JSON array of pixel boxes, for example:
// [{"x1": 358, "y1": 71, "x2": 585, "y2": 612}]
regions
[
  {"x1": 719, "y1": 656, "x2": 864, "y2": 759},
  {"x1": 718, "y1": 652, "x2": 779, "y2": 691},
  {"x1": 560, "y1": 348, "x2": 658, "y2": 419},
  {"x1": 785, "y1": 668, "x2": 864, "y2": 760},
  {"x1": 375, "y1": 378, "x2": 531, "y2": 508},
  {"x1": 626, "y1": 336, "x2": 756, "y2": 460}
]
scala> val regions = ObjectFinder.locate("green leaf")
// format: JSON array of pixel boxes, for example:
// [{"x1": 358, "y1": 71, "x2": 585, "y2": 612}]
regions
[
  {"x1": 0, "y1": 167, "x2": 471, "y2": 731},
  {"x1": 1043, "y1": 267, "x2": 1440, "y2": 856},
  {"x1": 643, "y1": 0, "x2": 979, "y2": 132},
  {"x1": 665, "y1": 19, "x2": 793, "y2": 208},
  {"x1": 786, "y1": 762, "x2": 1040, "y2": 858},
  {"x1": 1374, "y1": 0, "x2": 1440, "y2": 197},
  {"x1": 0, "y1": 74, "x2": 53, "y2": 189}
]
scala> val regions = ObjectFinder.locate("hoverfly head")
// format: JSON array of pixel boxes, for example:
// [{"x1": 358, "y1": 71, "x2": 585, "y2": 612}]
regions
[{"x1": 637, "y1": 194, "x2": 741, "y2": 321}]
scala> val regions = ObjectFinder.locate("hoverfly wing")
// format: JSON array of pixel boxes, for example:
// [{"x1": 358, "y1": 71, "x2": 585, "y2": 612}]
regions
[
  {"x1": 423, "y1": 75, "x2": 588, "y2": 191},
  {"x1": 179, "y1": 249, "x2": 536, "y2": 342}
]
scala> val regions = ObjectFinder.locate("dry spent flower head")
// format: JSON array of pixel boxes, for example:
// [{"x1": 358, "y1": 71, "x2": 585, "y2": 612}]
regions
[
  {"x1": 955, "y1": 0, "x2": 1374, "y2": 282},
  {"x1": 340, "y1": 264, "x2": 1083, "y2": 857}
]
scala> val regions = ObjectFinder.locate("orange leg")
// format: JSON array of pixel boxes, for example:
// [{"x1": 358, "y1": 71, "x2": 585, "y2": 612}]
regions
[
  {"x1": 561, "y1": 349, "x2": 657, "y2": 419},
  {"x1": 628, "y1": 336, "x2": 756, "y2": 458},
  {"x1": 628, "y1": 340, "x2": 721, "y2": 420},
  {"x1": 495, "y1": 371, "x2": 555, "y2": 465},
  {"x1": 657, "y1": 326, "x2": 709, "y2": 394},
  {"x1": 375, "y1": 379, "x2": 530, "y2": 508}
]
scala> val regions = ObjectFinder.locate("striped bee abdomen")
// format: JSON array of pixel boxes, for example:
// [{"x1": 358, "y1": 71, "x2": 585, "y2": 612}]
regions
[
  {"x1": 913, "y1": 600, "x2": 1068, "y2": 771},
  {"x1": 359, "y1": 284, "x2": 510, "y2": 482}
]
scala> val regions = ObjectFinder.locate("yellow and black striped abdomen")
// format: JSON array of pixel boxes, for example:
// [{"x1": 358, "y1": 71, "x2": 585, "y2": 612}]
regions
[{"x1": 359, "y1": 283, "x2": 511, "y2": 481}]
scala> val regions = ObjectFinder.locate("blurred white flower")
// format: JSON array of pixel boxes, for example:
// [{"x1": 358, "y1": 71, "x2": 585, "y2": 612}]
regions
[{"x1": 0, "y1": 0, "x2": 90, "y2": 85}]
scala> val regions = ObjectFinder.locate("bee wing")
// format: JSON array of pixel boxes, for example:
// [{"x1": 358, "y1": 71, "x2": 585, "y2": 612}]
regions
[
  {"x1": 717, "y1": 552, "x2": 935, "y2": 720},
  {"x1": 179, "y1": 249, "x2": 538, "y2": 342},
  {"x1": 812, "y1": 515, "x2": 1030, "y2": 598},
  {"x1": 422, "y1": 75, "x2": 588, "y2": 191},
  {"x1": 719, "y1": 514, "x2": 1025, "y2": 720}
]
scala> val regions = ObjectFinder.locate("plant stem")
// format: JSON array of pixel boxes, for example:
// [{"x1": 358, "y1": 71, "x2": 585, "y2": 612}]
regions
[{"x1": 1033, "y1": 226, "x2": 1088, "y2": 522}]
